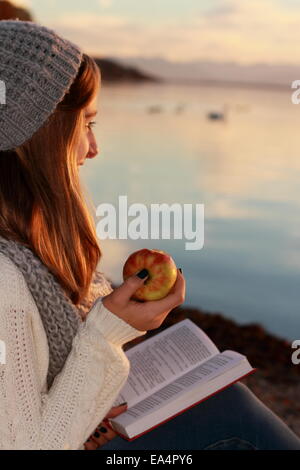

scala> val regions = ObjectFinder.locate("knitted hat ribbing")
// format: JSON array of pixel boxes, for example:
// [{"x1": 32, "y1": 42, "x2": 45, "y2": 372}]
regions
[{"x1": 0, "y1": 19, "x2": 83, "y2": 151}]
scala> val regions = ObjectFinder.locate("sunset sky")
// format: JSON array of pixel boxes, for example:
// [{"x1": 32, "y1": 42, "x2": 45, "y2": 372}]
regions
[{"x1": 13, "y1": 0, "x2": 300, "y2": 65}]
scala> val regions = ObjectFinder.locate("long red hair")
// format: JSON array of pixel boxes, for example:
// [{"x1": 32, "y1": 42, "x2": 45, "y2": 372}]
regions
[{"x1": 0, "y1": 53, "x2": 102, "y2": 305}]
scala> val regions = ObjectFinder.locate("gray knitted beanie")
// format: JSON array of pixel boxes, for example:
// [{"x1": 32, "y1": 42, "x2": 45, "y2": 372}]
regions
[{"x1": 0, "y1": 19, "x2": 83, "y2": 151}]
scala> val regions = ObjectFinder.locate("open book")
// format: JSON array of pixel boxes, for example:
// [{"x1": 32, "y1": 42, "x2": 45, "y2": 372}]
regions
[{"x1": 109, "y1": 318, "x2": 256, "y2": 441}]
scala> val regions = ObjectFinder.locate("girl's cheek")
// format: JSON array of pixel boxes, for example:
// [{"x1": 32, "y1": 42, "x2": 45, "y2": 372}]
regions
[{"x1": 77, "y1": 136, "x2": 89, "y2": 160}]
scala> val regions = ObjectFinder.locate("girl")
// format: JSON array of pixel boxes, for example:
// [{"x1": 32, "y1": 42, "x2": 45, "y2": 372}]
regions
[{"x1": 0, "y1": 19, "x2": 299, "y2": 451}]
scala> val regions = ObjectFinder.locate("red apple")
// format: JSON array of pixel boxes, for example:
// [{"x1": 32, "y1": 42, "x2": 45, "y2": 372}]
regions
[{"x1": 123, "y1": 248, "x2": 178, "y2": 301}]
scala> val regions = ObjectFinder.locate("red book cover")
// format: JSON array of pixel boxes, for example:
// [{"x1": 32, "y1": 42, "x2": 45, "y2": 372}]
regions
[{"x1": 107, "y1": 368, "x2": 257, "y2": 441}]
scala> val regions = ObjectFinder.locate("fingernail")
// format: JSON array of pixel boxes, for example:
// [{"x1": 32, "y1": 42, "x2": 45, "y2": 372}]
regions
[
  {"x1": 99, "y1": 426, "x2": 108, "y2": 433},
  {"x1": 119, "y1": 402, "x2": 127, "y2": 406},
  {"x1": 179, "y1": 268, "x2": 182, "y2": 274},
  {"x1": 93, "y1": 431, "x2": 100, "y2": 438},
  {"x1": 137, "y1": 269, "x2": 148, "y2": 279}
]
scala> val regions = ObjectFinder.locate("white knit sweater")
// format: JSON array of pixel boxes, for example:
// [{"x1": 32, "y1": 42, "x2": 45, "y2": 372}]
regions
[{"x1": 0, "y1": 252, "x2": 147, "y2": 450}]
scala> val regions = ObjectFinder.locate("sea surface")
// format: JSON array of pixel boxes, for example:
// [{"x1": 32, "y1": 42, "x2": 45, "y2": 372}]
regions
[{"x1": 80, "y1": 81, "x2": 300, "y2": 341}]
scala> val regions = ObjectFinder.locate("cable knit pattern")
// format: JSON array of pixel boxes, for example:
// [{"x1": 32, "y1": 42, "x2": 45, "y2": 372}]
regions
[
  {"x1": 0, "y1": 235, "x2": 91, "y2": 391},
  {"x1": 0, "y1": 19, "x2": 83, "y2": 151},
  {"x1": 0, "y1": 251, "x2": 146, "y2": 450}
]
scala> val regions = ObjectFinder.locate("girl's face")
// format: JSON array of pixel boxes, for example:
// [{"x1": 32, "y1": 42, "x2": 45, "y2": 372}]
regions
[{"x1": 76, "y1": 94, "x2": 99, "y2": 166}]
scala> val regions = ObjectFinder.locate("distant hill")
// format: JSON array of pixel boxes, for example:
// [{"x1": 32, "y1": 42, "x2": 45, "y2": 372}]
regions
[
  {"x1": 93, "y1": 57, "x2": 162, "y2": 83},
  {"x1": 114, "y1": 56, "x2": 300, "y2": 89}
]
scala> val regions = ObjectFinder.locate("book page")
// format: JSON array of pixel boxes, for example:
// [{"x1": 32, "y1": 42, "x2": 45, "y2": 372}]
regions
[
  {"x1": 113, "y1": 319, "x2": 220, "y2": 407},
  {"x1": 111, "y1": 351, "x2": 250, "y2": 429}
]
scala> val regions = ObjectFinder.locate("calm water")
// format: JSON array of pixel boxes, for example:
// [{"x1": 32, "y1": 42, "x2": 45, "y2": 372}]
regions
[{"x1": 80, "y1": 81, "x2": 300, "y2": 341}]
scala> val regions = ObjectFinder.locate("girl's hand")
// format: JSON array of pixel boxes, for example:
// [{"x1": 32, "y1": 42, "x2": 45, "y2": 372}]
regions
[
  {"x1": 101, "y1": 268, "x2": 185, "y2": 332},
  {"x1": 83, "y1": 404, "x2": 127, "y2": 450}
]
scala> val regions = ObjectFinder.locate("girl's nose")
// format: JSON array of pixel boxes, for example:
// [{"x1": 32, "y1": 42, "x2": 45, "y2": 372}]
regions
[{"x1": 87, "y1": 146, "x2": 99, "y2": 159}]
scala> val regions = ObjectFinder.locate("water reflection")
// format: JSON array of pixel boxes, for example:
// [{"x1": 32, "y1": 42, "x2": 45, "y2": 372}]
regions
[{"x1": 81, "y1": 82, "x2": 300, "y2": 340}]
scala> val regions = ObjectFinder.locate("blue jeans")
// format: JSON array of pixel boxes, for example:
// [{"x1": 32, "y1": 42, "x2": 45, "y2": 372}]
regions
[{"x1": 97, "y1": 382, "x2": 300, "y2": 450}]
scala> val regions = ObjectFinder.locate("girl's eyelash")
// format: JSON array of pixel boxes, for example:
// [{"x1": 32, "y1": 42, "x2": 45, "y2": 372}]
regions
[{"x1": 86, "y1": 121, "x2": 97, "y2": 130}]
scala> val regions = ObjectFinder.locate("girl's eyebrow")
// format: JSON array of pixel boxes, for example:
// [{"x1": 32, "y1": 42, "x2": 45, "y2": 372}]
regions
[{"x1": 85, "y1": 111, "x2": 98, "y2": 118}]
